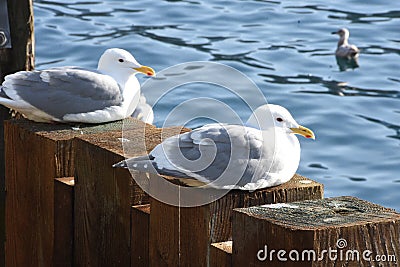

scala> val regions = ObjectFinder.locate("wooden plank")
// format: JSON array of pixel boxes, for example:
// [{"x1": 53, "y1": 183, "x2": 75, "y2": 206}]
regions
[
  {"x1": 149, "y1": 174, "x2": 323, "y2": 267},
  {"x1": 73, "y1": 123, "x2": 186, "y2": 267},
  {"x1": 0, "y1": 0, "x2": 35, "y2": 264},
  {"x1": 131, "y1": 204, "x2": 150, "y2": 267},
  {"x1": 4, "y1": 118, "x2": 142, "y2": 267},
  {"x1": 74, "y1": 135, "x2": 134, "y2": 267},
  {"x1": 232, "y1": 196, "x2": 400, "y2": 267},
  {"x1": 5, "y1": 120, "x2": 61, "y2": 267},
  {"x1": 54, "y1": 177, "x2": 75, "y2": 267},
  {"x1": 210, "y1": 241, "x2": 232, "y2": 267}
]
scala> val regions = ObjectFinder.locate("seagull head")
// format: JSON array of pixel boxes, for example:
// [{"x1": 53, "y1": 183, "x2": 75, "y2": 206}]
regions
[
  {"x1": 247, "y1": 104, "x2": 315, "y2": 139},
  {"x1": 98, "y1": 48, "x2": 155, "y2": 77},
  {"x1": 332, "y1": 28, "x2": 350, "y2": 40}
]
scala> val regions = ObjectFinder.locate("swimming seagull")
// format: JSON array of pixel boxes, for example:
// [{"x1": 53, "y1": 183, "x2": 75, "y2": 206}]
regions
[
  {"x1": 113, "y1": 104, "x2": 315, "y2": 190},
  {"x1": 332, "y1": 28, "x2": 359, "y2": 58},
  {"x1": 0, "y1": 48, "x2": 155, "y2": 123}
]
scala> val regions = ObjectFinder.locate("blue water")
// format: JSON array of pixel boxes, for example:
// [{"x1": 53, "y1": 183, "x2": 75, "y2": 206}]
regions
[{"x1": 33, "y1": 0, "x2": 400, "y2": 211}]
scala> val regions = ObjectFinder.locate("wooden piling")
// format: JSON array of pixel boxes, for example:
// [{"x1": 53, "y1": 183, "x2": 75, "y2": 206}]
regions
[
  {"x1": 73, "y1": 134, "x2": 140, "y2": 267},
  {"x1": 149, "y1": 174, "x2": 323, "y2": 266},
  {"x1": 54, "y1": 177, "x2": 75, "y2": 267},
  {"x1": 3, "y1": 118, "x2": 145, "y2": 267},
  {"x1": 72, "y1": 122, "x2": 188, "y2": 267},
  {"x1": 5, "y1": 120, "x2": 73, "y2": 267},
  {"x1": 232, "y1": 196, "x2": 400, "y2": 267}
]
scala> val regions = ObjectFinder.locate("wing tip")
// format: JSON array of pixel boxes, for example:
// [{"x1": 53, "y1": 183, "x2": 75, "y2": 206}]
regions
[{"x1": 112, "y1": 160, "x2": 128, "y2": 168}]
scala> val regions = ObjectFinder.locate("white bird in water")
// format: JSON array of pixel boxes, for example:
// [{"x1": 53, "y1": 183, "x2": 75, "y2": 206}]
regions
[
  {"x1": 0, "y1": 48, "x2": 155, "y2": 123},
  {"x1": 114, "y1": 104, "x2": 315, "y2": 190},
  {"x1": 332, "y1": 28, "x2": 359, "y2": 58}
]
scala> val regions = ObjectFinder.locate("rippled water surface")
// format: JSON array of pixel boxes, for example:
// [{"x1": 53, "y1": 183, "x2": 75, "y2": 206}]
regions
[{"x1": 34, "y1": 0, "x2": 400, "y2": 210}]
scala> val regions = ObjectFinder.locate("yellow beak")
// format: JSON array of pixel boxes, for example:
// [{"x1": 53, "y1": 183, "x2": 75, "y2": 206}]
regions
[
  {"x1": 290, "y1": 125, "x2": 315, "y2": 140},
  {"x1": 133, "y1": 65, "x2": 156, "y2": 76}
]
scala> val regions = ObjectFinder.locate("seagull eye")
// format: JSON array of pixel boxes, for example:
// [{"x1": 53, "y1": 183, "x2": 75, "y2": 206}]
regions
[
  {"x1": 118, "y1": 59, "x2": 124, "y2": 63},
  {"x1": 276, "y1": 117, "x2": 283, "y2": 122}
]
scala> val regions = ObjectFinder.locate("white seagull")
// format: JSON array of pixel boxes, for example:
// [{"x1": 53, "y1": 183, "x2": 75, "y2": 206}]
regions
[
  {"x1": 332, "y1": 28, "x2": 359, "y2": 58},
  {"x1": 113, "y1": 104, "x2": 315, "y2": 190},
  {"x1": 0, "y1": 48, "x2": 155, "y2": 123}
]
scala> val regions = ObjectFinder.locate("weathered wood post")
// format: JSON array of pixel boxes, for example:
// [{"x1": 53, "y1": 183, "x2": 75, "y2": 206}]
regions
[
  {"x1": 72, "y1": 121, "x2": 188, "y2": 266},
  {"x1": 233, "y1": 196, "x2": 400, "y2": 267},
  {"x1": 0, "y1": 0, "x2": 35, "y2": 264},
  {"x1": 3, "y1": 119, "x2": 139, "y2": 267},
  {"x1": 148, "y1": 174, "x2": 323, "y2": 266},
  {"x1": 73, "y1": 130, "x2": 147, "y2": 267}
]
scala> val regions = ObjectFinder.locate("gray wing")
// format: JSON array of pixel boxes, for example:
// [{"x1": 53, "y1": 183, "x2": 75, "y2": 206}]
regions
[
  {"x1": 150, "y1": 124, "x2": 273, "y2": 187},
  {"x1": 2, "y1": 67, "x2": 123, "y2": 119}
]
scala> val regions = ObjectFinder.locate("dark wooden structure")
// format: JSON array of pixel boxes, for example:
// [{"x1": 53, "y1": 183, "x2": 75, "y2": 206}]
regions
[
  {"x1": 4, "y1": 118, "x2": 185, "y2": 266},
  {"x1": 148, "y1": 175, "x2": 323, "y2": 267},
  {"x1": 4, "y1": 119, "x2": 171, "y2": 266},
  {"x1": 233, "y1": 196, "x2": 400, "y2": 267},
  {"x1": 3, "y1": 117, "x2": 324, "y2": 267},
  {"x1": 4, "y1": 120, "x2": 130, "y2": 266},
  {"x1": 3, "y1": 117, "x2": 400, "y2": 267}
]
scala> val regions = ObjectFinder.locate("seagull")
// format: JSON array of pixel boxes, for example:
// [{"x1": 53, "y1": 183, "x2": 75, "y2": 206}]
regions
[
  {"x1": 332, "y1": 28, "x2": 359, "y2": 58},
  {"x1": 113, "y1": 104, "x2": 315, "y2": 190},
  {"x1": 0, "y1": 48, "x2": 155, "y2": 123}
]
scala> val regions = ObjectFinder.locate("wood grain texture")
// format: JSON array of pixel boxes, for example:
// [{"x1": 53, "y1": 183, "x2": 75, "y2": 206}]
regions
[
  {"x1": 72, "y1": 122, "x2": 186, "y2": 267},
  {"x1": 131, "y1": 204, "x2": 150, "y2": 267},
  {"x1": 54, "y1": 177, "x2": 75, "y2": 267},
  {"x1": 149, "y1": 174, "x2": 323, "y2": 267},
  {"x1": 4, "y1": 118, "x2": 141, "y2": 267},
  {"x1": 74, "y1": 137, "x2": 135, "y2": 267},
  {"x1": 233, "y1": 196, "x2": 400, "y2": 267}
]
